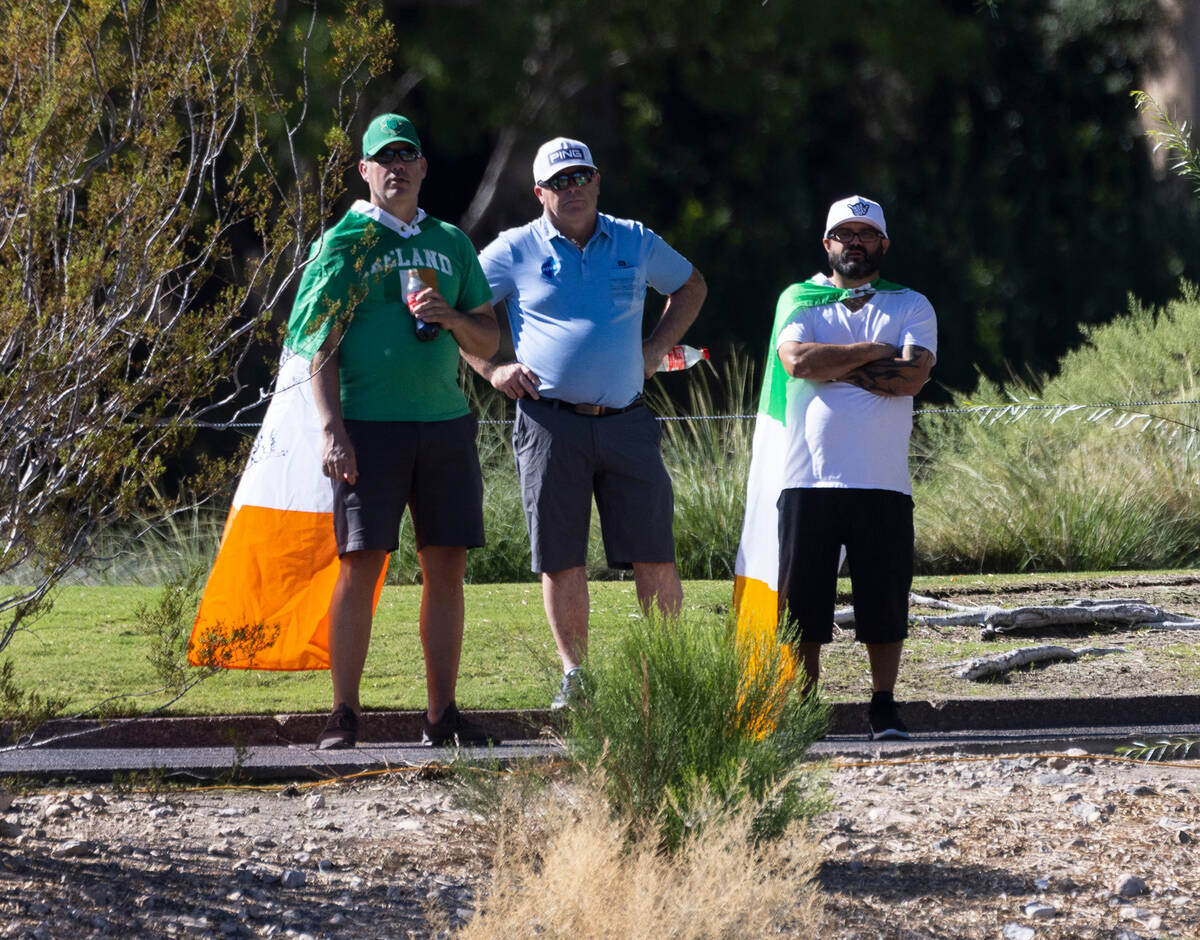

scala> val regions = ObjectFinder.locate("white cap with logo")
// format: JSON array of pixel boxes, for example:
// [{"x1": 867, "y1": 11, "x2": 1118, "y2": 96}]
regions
[
  {"x1": 533, "y1": 137, "x2": 598, "y2": 184},
  {"x1": 825, "y1": 195, "x2": 888, "y2": 239}
]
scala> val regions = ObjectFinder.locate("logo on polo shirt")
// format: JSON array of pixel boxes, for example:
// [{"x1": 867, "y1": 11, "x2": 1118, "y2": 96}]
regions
[
  {"x1": 550, "y1": 145, "x2": 585, "y2": 167},
  {"x1": 541, "y1": 257, "x2": 561, "y2": 279},
  {"x1": 848, "y1": 199, "x2": 871, "y2": 217}
]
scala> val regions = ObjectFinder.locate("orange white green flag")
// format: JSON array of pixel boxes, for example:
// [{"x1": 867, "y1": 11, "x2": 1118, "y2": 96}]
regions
[
  {"x1": 188, "y1": 202, "x2": 396, "y2": 670},
  {"x1": 187, "y1": 347, "x2": 346, "y2": 670},
  {"x1": 733, "y1": 275, "x2": 906, "y2": 640}
]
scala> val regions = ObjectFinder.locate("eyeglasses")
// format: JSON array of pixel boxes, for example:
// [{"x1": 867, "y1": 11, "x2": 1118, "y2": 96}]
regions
[
  {"x1": 828, "y1": 228, "x2": 884, "y2": 245},
  {"x1": 372, "y1": 147, "x2": 422, "y2": 165},
  {"x1": 539, "y1": 169, "x2": 596, "y2": 191}
]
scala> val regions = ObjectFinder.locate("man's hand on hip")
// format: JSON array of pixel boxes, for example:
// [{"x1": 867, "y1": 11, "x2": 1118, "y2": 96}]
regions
[{"x1": 490, "y1": 362, "x2": 541, "y2": 400}]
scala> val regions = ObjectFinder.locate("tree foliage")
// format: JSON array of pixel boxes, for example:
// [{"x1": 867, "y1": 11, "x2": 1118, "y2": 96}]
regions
[
  {"x1": 0, "y1": 0, "x2": 393, "y2": 651},
  {"x1": 354, "y1": 0, "x2": 1193, "y2": 397}
]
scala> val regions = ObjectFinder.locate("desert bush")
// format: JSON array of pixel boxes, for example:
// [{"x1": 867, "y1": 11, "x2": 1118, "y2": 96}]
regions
[{"x1": 564, "y1": 612, "x2": 829, "y2": 852}]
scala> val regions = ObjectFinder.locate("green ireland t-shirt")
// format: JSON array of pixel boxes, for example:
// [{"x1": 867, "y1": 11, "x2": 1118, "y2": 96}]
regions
[{"x1": 285, "y1": 203, "x2": 492, "y2": 421}]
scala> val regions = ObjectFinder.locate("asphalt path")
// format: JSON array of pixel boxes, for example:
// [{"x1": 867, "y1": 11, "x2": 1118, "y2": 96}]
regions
[{"x1": 2, "y1": 696, "x2": 1198, "y2": 782}]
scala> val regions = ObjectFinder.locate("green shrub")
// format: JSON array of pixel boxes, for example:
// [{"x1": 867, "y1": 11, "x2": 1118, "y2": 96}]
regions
[
  {"x1": 914, "y1": 285, "x2": 1200, "y2": 573},
  {"x1": 564, "y1": 612, "x2": 829, "y2": 852}
]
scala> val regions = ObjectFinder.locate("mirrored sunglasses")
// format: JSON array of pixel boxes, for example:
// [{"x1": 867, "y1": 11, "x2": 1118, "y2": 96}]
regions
[{"x1": 540, "y1": 169, "x2": 596, "y2": 191}]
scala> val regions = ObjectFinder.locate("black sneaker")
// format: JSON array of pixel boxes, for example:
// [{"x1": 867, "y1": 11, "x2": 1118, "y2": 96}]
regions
[
  {"x1": 551, "y1": 667, "x2": 583, "y2": 711},
  {"x1": 317, "y1": 703, "x2": 358, "y2": 750},
  {"x1": 421, "y1": 702, "x2": 501, "y2": 748},
  {"x1": 868, "y1": 700, "x2": 911, "y2": 741}
]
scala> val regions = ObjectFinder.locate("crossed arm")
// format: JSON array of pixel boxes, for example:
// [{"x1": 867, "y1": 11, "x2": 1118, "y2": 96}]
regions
[{"x1": 778, "y1": 340, "x2": 935, "y2": 397}]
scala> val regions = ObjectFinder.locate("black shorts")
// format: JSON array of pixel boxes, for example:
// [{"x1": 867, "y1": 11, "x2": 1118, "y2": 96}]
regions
[
  {"x1": 333, "y1": 415, "x2": 485, "y2": 555},
  {"x1": 777, "y1": 487, "x2": 913, "y2": 645},
  {"x1": 513, "y1": 397, "x2": 676, "y2": 573}
]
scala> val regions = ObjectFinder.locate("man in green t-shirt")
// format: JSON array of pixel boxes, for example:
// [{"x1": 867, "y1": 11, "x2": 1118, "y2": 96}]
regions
[{"x1": 287, "y1": 113, "x2": 500, "y2": 749}]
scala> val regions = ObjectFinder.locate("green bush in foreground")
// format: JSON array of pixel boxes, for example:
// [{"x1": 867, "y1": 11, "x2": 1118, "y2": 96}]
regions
[{"x1": 565, "y1": 613, "x2": 829, "y2": 852}]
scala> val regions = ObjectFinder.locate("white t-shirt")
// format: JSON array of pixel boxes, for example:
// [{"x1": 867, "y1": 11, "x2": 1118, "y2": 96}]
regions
[{"x1": 775, "y1": 278, "x2": 937, "y2": 494}]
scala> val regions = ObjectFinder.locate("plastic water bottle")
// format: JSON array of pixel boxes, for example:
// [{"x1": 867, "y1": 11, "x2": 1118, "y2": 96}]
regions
[
  {"x1": 657, "y1": 344, "x2": 709, "y2": 372},
  {"x1": 405, "y1": 268, "x2": 440, "y2": 342}
]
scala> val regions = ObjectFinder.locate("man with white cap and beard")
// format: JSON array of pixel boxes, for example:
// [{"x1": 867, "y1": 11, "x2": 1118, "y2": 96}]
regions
[
  {"x1": 464, "y1": 137, "x2": 707, "y2": 709},
  {"x1": 774, "y1": 195, "x2": 936, "y2": 740}
]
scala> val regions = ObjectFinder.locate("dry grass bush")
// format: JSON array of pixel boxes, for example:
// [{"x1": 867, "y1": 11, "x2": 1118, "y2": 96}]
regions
[{"x1": 461, "y1": 774, "x2": 823, "y2": 939}]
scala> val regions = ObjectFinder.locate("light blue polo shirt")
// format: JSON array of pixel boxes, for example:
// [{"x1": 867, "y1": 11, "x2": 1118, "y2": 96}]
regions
[{"x1": 479, "y1": 212, "x2": 694, "y2": 407}]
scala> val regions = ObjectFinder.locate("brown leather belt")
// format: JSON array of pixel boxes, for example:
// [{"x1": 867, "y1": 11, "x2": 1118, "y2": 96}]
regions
[{"x1": 538, "y1": 397, "x2": 645, "y2": 417}]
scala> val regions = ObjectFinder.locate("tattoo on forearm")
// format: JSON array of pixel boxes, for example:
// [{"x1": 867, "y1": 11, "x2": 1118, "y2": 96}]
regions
[{"x1": 840, "y1": 347, "x2": 933, "y2": 395}]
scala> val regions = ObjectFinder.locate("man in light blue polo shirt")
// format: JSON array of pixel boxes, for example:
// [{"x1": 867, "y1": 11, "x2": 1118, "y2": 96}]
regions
[{"x1": 465, "y1": 136, "x2": 707, "y2": 708}]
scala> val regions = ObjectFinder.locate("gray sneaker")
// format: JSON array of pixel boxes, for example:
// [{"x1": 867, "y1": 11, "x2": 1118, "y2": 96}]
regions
[{"x1": 551, "y1": 667, "x2": 583, "y2": 710}]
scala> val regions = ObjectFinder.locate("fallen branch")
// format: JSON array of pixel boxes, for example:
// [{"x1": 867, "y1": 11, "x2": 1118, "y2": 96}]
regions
[
  {"x1": 910, "y1": 597, "x2": 1200, "y2": 638},
  {"x1": 950, "y1": 644, "x2": 1127, "y2": 681}
]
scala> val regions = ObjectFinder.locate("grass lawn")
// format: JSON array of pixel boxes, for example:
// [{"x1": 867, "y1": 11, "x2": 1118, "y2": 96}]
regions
[
  {"x1": 3, "y1": 581, "x2": 736, "y2": 716},
  {"x1": 3, "y1": 571, "x2": 1193, "y2": 716}
]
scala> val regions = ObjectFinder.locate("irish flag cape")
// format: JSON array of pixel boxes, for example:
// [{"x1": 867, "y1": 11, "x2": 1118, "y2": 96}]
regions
[
  {"x1": 187, "y1": 202, "x2": 414, "y2": 670},
  {"x1": 732, "y1": 275, "x2": 907, "y2": 639}
]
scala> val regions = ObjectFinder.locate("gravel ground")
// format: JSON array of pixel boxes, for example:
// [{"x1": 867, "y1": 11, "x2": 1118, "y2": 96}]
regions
[{"x1": 1, "y1": 752, "x2": 1197, "y2": 938}]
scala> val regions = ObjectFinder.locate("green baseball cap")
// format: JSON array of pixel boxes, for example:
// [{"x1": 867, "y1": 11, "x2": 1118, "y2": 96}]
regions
[{"x1": 362, "y1": 113, "x2": 422, "y2": 157}]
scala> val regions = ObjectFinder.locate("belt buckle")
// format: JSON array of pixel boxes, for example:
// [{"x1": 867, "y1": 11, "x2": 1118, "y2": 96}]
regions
[{"x1": 573, "y1": 403, "x2": 604, "y2": 416}]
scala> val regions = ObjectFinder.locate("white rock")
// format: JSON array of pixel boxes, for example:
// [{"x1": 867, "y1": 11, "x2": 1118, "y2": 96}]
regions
[
  {"x1": 306, "y1": 793, "x2": 326, "y2": 811},
  {"x1": 1002, "y1": 923, "x2": 1035, "y2": 940},
  {"x1": 1023, "y1": 901, "x2": 1056, "y2": 919},
  {"x1": 281, "y1": 869, "x2": 306, "y2": 889},
  {"x1": 1071, "y1": 802, "x2": 1102, "y2": 823}
]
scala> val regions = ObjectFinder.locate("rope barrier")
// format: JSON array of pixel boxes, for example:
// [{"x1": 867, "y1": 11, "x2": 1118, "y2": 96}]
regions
[{"x1": 191, "y1": 396, "x2": 1200, "y2": 431}]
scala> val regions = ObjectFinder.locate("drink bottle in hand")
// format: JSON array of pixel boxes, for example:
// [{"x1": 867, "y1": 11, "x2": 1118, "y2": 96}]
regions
[
  {"x1": 657, "y1": 345, "x2": 709, "y2": 372},
  {"x1": 405, "y1": 268, "x2": 440, "y2": 341}
]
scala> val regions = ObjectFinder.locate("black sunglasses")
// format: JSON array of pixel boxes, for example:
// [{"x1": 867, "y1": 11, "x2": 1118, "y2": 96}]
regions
[
  {"x1": 372, "y1": 147, "x2": 422, "y2": 165},
  {"x1": 539, "y1": 169, "x2": 596, "y2": 191}
]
